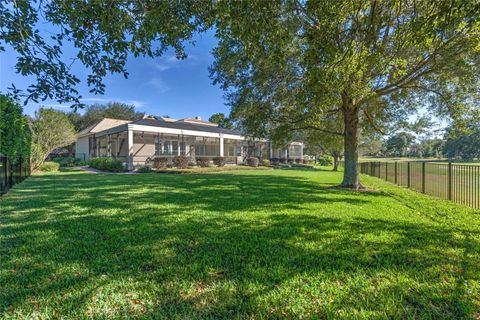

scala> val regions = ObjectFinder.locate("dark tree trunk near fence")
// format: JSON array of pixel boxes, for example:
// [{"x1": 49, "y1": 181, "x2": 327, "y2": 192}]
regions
[
  {"x1": 341, "y1": 100, "x2": 361, "y2": 189},
  {"x1": 0, "y1": 156, "x2": 31, "y2": 195}
]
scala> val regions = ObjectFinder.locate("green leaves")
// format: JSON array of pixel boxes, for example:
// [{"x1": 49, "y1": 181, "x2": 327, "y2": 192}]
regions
[
  {"x1": 1, "y1": 0, "x2": 213, "y2": 108},
  {"x1": 208, "y1": 113, "x2": 235, "y2": 129},
  {"x1": 29, "y1": 107, "x2": 76, "y2": 169},
  {"x1": 0, "y1": 95, "x2": 31, "y2": 164}
]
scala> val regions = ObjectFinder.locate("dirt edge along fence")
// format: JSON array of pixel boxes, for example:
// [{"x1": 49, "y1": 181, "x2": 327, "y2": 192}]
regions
[
  {"x1": 1, "y1": 155, "x2": 31, "y2": 196},
  {"x1": 358, "y1": 161, "x2": 480, "y2": 209}
]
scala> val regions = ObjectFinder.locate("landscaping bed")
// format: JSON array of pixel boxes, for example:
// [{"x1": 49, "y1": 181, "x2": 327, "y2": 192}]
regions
[{"x1": 151, "y1": 165, "x2": 271, "y2": 174}]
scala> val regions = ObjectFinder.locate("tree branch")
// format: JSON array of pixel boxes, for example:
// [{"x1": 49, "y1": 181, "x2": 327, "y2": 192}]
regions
[
  {"x1": 362, "y1": 109, "x2": 385, "y2": 135},
  {"x1": 295, "y1": 125, "x2": 344, "y2": 136}
]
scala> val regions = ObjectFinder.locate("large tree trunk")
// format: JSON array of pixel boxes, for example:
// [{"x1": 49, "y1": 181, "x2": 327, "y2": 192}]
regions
[
  {"x1": 332, "y1": 152, "x2": 339, "y2": 171},
  {"x1": 341, "y1": 103, "x2": 361, "y2": 189}
]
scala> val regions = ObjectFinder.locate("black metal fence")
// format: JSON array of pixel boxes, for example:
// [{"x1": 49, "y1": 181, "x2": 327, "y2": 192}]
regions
[
  {"x1": 359, "y1": 161, "x2": 480, "y2": 209},
  {"x1": 0, "y1": 156, "x2": 31, "y2": 196}
]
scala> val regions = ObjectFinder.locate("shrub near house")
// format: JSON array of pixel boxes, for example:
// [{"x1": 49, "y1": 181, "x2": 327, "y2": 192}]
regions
[
  {"x1": 213, "y1": 156, "x2": 225, "y2": 167},
  {"x1": 52, "y1": 156, "x2": 86, "y2": 167},
  {"x1": 37, "y1": 161, "x2": 60, "y2": 172},
  {"x1": 89, "y1": 158, "x2": 125, "y2": 172},
  {"x1": 247, "y1": 157, "x2": 259, "y2": 167},
  {"x1": 152, "y1": 157, "x2": 169, "y2": 169},
  {"x1": 173, "y1": 155, "x2": 189, "y2": 169},
  {"x1": 196, "y1": 157, "x2": 210, "y2": 167}
]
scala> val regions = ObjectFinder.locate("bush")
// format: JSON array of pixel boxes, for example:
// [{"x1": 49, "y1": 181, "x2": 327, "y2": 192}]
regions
[
  {"x1": 270, "y1": 158, "x2": 279, "y2": 164},
  {"x1": 279, "y1": 158, "x2": 287, "y2": 164},
  {"x1": 196, "y1": 157, "x2": 210, "y2": 167},
  {"x1": 318, "y1": 155, "x2": 334, "y2": 166},
  {"x1": 52, "y1": 156, "x2": 86, "y2": 167},
  {"x1": 136, "y1": 166, "x2": 152, "y2": 173},
  {"x1": 90, "y1": 158, "x2": 125, "y2": 172},
  {"x1": 152, "y1": 157, "x2": 169, "y2": 169},
  {"x1": 213, "y1": 156, "x2": 225, "y2": 167},
  {"x1": 246, "y1": 157, "x2": 259, "y2": 167},
  {"x1": 295, "y1": 158, "x2": 302, "y2": 164},
  {"x1": 173, "y1": 155, "x2": 189, "y2": 169},
  {"x1": 262, "y1": 159, "x2": 270, "y2": 167},
  {"x1": 37, "y1": 161, "x2": 60, "y2": 172}
]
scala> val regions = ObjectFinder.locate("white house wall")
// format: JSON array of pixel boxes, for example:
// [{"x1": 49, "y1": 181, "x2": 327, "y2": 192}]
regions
[
  {"x1": 132, "y1": 134, "x2": 156, "y2": 165},
  {"x1": 75, "y1": 136, "x2": 90, "y2": 161}
]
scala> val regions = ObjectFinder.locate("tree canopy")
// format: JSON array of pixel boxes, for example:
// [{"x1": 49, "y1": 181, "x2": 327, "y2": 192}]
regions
[
  {"x1": 30, "y1": 108, "x2": 76, "y2": 169},
  {"x1": 210, "y1": 1, "x2": 479, "y2": 187},
  {"x1": 2, "y1": 1, "x2": 479, "y2": 186},
  {"x1": 208, "y1": 113, "x2": 235, "y2": 129},
  {"x1": 0, "y1": 95, "x2": 31, "y2": 164},
  {"x1": 0, "y1": 0, "x2": 213, "y2": 108},
  {"x1": 444, "y1": 113, "x2": 480, "y2": 161},
  {"x1": 384, "y1": 132, "x2": 416, "y2": 157},
  {"x1": 67, "y1": 102, "x2": 144, "y2": 132}
]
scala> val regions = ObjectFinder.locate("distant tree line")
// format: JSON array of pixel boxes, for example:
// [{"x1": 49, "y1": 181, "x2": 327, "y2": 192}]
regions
[
  {"x1": 67, "y1": 102, "x2": 144, "y2": 132},
  {"x1": 358, "y1": 123, "x2": 479, "y2": 161},
  {"x1": 306, "y1": 112, "x2": 479, "y2": 163}
]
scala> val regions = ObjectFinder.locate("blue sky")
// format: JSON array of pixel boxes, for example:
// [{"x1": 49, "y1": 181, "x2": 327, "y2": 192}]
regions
[{"x1": 0, "y1": 30, "x2": 228, "y2": 120}]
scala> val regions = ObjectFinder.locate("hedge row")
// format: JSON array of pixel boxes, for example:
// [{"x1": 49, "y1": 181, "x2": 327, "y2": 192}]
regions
[
  {"x1": 269, "y1": 158, "x2": 306, "y2": 164},
  {"x1": 52, "y1": 156, "x2": 87, "y2": 167},
  {"x1": 0, "y1": 95, "x2": 31, "y2": 165},
  {"x1": 89, "y1": 158, "x2": 125, "y2": 172}
]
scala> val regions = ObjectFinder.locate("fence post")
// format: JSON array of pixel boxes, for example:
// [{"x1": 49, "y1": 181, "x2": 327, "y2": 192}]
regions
[
  {"x1": 2, "y1": 157, "x2": 6, "y2": 194},
  {"x1": 394, "y1": 161, "x2": 398, "y2": 184},
  {"x1": 407, "y1": 162, "x2": 410, "y2": 188},
  {"x1": 422, "y1": 162, "x2": 426, "y2": 193},
  {"x1": 19, "y1": 156, "x2": 22, "y2": 182},
  {"x1": 448, "y1": 162, "x2": 452, "y2": 200},
  {"x1": 385, "y1": 162, "x2": 388, "y2": 181}
]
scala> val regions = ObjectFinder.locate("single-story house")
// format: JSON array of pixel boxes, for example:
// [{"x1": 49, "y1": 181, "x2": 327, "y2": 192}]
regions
[{"x1": 75, "y1": 115, "x2": 303, "y2": 170}]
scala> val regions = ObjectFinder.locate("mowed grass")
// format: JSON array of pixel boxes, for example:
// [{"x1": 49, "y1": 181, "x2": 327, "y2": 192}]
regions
[{"x1": 1, "y1": 168, "x2": 479, "y2": 319}]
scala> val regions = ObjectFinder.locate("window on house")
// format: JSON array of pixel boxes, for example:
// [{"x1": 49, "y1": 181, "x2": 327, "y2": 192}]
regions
[{"x1": 155, "y1": 137, "x2": 162, "y2": 155}]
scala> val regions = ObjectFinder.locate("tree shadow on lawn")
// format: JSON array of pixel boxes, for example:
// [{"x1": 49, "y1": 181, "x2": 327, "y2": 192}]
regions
[
  {"x1": 1, "y1": 172, "x2": 479, "y2": 318},
  {"x1": 5, "y1": 171, "x2": 378, "y2": 216}
]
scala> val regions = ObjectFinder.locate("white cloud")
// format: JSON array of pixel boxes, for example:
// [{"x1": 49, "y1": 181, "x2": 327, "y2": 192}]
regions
[
  {"x1": 151, "y1": 54, "x2": 199, "y2": 72},
  {"x1": 147, "y1": 77, "x2": 170, "y2": 93},
  {"x1": 31, "y1": 98, "x2": 147, "y2": 111},
  {"x1": 81, "y1": 97, "x2": 147, "y2": 108},
  {"x1": 36, "y1": 103, "x2": 71, "y2": 108},
  {"x1": 153, "y1": 64, "x2": 172, "y2": 71},
  {"x1": 81, "y1": 97, "x2": 110, "y2": 103}
]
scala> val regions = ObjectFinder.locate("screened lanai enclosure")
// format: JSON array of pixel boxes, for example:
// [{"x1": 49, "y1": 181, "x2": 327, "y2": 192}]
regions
[{"x1": 77, "y1": 117, "x2": 303, "y2": 170}]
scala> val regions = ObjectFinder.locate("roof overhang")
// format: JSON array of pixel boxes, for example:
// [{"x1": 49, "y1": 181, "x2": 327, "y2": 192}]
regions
[{"x1": 83, "y1": 123, "x2": 273, "y2": 142}]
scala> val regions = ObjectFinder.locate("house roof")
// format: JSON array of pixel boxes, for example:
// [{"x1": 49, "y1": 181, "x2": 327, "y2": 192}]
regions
[
  {"x1": 77, "y1": 116, "x2": 243, "y2": 137},
  {"x1": 77, "y1": 118, "x2": 132, "y2": 136},
  {"x1": 177, "y1": 118, "x2": 219, "y2": 127},
  {"x1": 131, "y1": 117, "x2": 243, "y2": 136}
]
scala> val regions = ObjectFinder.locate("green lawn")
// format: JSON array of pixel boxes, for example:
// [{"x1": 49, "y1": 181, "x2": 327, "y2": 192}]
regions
[{"x1": 1, "y1": 168, "x2": 479, "y2": 319}]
